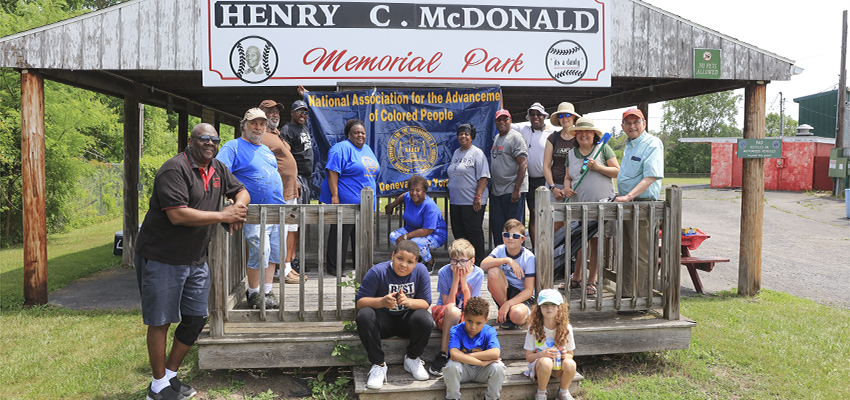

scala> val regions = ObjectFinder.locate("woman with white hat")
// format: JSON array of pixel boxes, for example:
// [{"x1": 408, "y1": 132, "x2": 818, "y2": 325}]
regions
[
  {"x1": 562, "y1": 117, "x2": 620, "y2": 296},
  {"x1": 543, "y1": 102, "x2": 580, "y2": 233}
]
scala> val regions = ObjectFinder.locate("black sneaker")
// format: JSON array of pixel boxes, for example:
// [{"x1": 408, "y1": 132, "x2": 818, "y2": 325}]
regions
[
  {"x1": 169, "y1": 377, "x2": 196, "y2": 398},
  {"x1": 146, "y1": 384, "x2": 186, "y2": 400},
  {"x1": 428, "y1": 352, "x2": 447, "y2": 376},
  {"x1": 247, "y1": 290, "x2": 261, "y2": 309},
  {"x1": 291, "y1": 258, "x2": 301, "y2": 273},
  {"x1": 264, "y1": 292, "x2": 280, "y2": 309}
]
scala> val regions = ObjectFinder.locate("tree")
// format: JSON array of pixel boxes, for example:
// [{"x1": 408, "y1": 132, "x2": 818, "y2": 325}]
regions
[
  {"x1": 660, "y1": 91, "x2": 742, "y2": 174},
  {"x1": 765, "y1": 112, "x2": 797, "y2": 137}
]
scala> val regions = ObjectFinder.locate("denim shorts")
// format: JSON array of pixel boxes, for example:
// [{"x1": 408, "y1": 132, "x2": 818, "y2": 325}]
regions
[
  {"x1": 244, "y1": 223, "x2": 280, "y2": 269},
  {"x1": 135, "y1": 254, "x2": 209, "y2": 326}
]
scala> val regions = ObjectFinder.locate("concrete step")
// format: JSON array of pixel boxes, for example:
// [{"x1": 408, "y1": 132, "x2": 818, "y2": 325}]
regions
[{"x1": 354, "y1": 360, "x2": 583, "y2": 400}]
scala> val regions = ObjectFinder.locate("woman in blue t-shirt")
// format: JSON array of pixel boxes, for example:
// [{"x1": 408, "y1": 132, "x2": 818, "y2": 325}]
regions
[
  {"x1": 385, "y1": 175, "x2": 448, "y2": 271},
  {"x1": 320, "y1": 119, "x2": 379, "y2": 275}
]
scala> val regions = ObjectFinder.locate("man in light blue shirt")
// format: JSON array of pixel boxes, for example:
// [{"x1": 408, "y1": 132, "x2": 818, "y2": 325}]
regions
[{"x1": 614, "y1": 108, "x2": 663, "y2": 299}]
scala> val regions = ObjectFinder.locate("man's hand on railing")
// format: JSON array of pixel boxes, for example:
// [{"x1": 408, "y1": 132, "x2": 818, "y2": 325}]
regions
[{"x1": 221, "y1": 203, "x2": 248, "y2": 235}]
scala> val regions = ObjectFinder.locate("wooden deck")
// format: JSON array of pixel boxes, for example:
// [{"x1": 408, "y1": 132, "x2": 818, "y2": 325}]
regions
[{"x1": 197, "y1": 272, "x2": 695, "y2": 369}]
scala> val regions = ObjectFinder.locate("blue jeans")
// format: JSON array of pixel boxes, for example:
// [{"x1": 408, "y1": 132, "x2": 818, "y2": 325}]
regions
[
  {"x1": 244, "y1": 224, "x2": 280, "y2": 269},
  {"x1": 488, "y1": 192, "x2": 526, "y2": 246}
]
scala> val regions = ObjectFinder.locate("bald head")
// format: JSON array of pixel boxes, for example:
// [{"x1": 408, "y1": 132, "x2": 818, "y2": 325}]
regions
[{"x1": 191, "y1": 123, "x2": 217, "y2": 138}]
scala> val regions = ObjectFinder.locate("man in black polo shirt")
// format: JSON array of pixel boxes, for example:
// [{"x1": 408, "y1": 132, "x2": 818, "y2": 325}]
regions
[
  {"x1": 279, "y1": 99, "x2": 315, "y2": 272},
  {"x1": 135, "y1": 123, "x2": 249, "y2": 400}
]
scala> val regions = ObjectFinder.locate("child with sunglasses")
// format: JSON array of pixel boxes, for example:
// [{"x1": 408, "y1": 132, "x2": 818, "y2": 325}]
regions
[
  {"x1": 480, "y1": 219, "x2": 536, "y2": 329},
  {"x1": 428, "y1": 239, "x2": 485, "y2": 376}
]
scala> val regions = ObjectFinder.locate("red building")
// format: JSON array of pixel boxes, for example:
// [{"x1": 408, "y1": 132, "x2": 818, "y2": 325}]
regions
[{"x1": 679, "y1": 136, "x2": 835, "y2": 191}]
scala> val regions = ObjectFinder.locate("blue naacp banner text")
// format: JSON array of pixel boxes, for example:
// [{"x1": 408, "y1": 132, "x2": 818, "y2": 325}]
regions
[{"x1": 306, "y1": 87, "x2": 501, "y2": 198}]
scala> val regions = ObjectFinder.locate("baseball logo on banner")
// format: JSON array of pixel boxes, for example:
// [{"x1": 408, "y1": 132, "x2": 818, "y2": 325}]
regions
[
  {"x1": 546, "y1": 40, "x2": 588, "y2": 84},
  {"x1": 229, "y1": 36, "x2": 278, "y2": 84}
]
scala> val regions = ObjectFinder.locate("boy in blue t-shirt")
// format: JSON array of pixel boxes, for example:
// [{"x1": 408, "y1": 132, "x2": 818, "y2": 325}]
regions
[
  {"x1": 480, "y1": 218, "x2": 536, "y2": 329},
  {"x1": 356, "y1": 240, "x2": 433, "y2": 390},
  {"x1": 443, "y1": 297, "x2": 506, "y2": 400},
  {"x1": 428, "y1": 239, "x2": 485, "y2": 376}
]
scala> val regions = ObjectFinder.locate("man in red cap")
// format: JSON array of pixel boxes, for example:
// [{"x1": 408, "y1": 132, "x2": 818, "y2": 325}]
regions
[
  {"x1": 489, "y1": 109, "x2": 528, "y2": 246},
  {"x1": 614, "y1": 108, "x2": 664, "y2": 300}
]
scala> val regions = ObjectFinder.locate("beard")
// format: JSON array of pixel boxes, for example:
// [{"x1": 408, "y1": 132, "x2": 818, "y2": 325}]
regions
[{"x1": 267, "y1": 118, "x2": 280, "y2": 130}]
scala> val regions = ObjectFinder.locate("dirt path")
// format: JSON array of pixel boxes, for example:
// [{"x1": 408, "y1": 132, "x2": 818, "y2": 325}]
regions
[{"x1": 676, "y1": 185, "x2": 850, "y2": 308}]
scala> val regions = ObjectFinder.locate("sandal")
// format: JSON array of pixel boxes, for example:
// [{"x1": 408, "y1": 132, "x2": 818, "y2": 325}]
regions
[
  {"x1": 570, "y1": 280, "x2": 582, "y2": 289},
  {"x1": 586, "y1": 282, "x2": 598, "y2": 296}
]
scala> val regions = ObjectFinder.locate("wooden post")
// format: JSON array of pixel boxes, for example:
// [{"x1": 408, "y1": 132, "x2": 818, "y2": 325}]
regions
[
  {"x1": 177, "y1": 111, "x2": 188, "y2": 154},
  {"x1": 638, "y1": 102, "x2": 649, "y2": 131},
  {"x1": 357, "y1": 187, "x2": 374, "y2": 284},
  {"x1": 123, "y1": 95, "x2": 141, "y2": 268},
  {"x1": 739, "y1": 82, "x2": 766, "y2": 296},
  {"x1": 208, "y1": 221, "x2": 227, "y2": 338},
  {"x1": 663, "y1": 186, "x2": 682, "y2": 320},
  {"x1": 534, "y1": 186, "x2": 553, "y2": 292},
  {"x1": 21, "y1": 69, "x2": 48, "y2": 306}
]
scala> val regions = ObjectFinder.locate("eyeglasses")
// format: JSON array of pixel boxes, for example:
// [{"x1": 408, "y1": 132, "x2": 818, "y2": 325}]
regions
[
  {"x1": 557, "y1": 113, "x2": 573, "y2": 119},
  {"x1": 296, "y1": 110, "x2": 309, "y2": 115},
  {"x1": 194, "y1": 135, "x2": 221, "y2": 144},
  {"x1": 623, "y1": 119, "x2": 643, "y2": 126},
  {"x1": 502, "y1": 232, "x2": 525, "y2": 240},
  {"x1": 449, "y1": 258, "x2": 472, "y2": 266}
]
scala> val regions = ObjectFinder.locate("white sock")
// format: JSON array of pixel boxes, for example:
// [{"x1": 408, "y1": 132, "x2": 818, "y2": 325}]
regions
[
  {"x1": 165, "y1": 368, "x2": 177, "y2": 380},
  {"x1": 537, "y1": 389, "x2": 547, "y2": 395},
  {"x1": 284, "y1": 262, "x2": 293, "y2": 276},
  {"x1": 151, "y1": 376, "x2": 170, "y2": 393},
  {"x1": 274, "y1": 268, "x2": 280, "y2": 278},
  {"x1": 247, "y1": 286, "x2": 260, "y2": 296},
  {"x1": 264, "y1": 283, "x2": 273, "y2": 294}
]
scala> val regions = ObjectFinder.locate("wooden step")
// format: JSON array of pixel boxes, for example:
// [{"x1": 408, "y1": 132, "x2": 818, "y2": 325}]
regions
[
  {"x1": 197, "y1": 311, "x2": 695, "y2": 369},
  {"x1": 353, "y1": 360, "x2": 583, "y2": 400}
]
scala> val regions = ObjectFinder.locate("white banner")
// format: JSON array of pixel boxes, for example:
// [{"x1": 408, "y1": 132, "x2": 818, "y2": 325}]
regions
[{"x1": 201, "y1": 0, "x2": 611, "y2": 87}]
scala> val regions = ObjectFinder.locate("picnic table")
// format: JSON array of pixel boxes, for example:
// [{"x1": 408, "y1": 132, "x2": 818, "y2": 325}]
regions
[{"x1": 678, "y1": 229, "x2": 729, "y2": 294}]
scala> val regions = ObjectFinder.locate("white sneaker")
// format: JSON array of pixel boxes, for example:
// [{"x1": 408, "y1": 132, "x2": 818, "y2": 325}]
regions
[
  {"x1": 535, "y1": 390, "x2": 548, "y2": 400},
  {"x1": 366, "y1": 364, "x2": 387, "y2": 389},
  {"x1": 557, "y1": 388, "x2": 575, "y2": 400},
  {"x1": 403, "y1": 355, "x2": 429, "y2": 380}
]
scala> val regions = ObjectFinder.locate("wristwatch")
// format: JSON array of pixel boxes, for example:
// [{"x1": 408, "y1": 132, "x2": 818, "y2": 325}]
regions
[
  {"x1": 549, "y1": 184, "x2": 557, "y2": 189},
  {"x1": 403, "y1": 234, "x2": 408, "y2": 240}
]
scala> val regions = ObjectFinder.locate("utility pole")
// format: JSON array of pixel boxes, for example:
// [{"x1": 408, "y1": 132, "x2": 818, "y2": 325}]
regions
[
  {"x1": 835, "y1": 10, "x2": 848, "y2": 196},
  {"x1": 779, "y1": 92, "x2": 784, "y2": 139}
]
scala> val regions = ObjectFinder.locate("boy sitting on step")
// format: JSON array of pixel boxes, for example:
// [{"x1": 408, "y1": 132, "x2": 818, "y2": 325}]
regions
[
  {"x1": 480, "y1": 218, "x2": 536, "y2": 329},
  {"x1": 428, "y1": 239, "x2": 485, "y2": 376},
  {"x1": 356, "y1": 240, "x2": 433, "y2": 390},
  {"x1": 443, "y1": 297, "x2": 506, "y2": 400}
]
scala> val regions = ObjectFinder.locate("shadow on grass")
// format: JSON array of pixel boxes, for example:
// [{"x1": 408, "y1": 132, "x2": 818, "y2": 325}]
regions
[{"x1": 0, "y1": 243, "x2": 122, "y2": 309}]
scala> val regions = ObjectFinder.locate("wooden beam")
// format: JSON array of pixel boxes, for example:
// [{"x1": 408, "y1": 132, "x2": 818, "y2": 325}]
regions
[
  {"x1": 177, "y1": 111, "x2": 188, "y2": 154},
  {"x1": 20, "y1": 70, "x2": 48, "y2": 306},
  {"x1": 738, "y1": 82, "x2": 765, "y2": 296},
  {"x1": 637, "y1": 102, "x2": 649, "y2": 131},
  {"x1": 575, "y1": 79, "x2": 746, "y2": 113},
  {"x1": 123, "y1": 94, "x2": 141, "y2": 268}
]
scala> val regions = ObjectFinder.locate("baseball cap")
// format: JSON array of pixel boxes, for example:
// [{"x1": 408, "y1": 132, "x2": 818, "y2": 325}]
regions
[
  {"x1": 537, "y1": 289, "x2": 563, "y2": 306},
  {"x1": 495, "y1": 109, "x2": 511, "y2": 119},
  {"x1": 243, "y1": 108, "x2": 267, "y2": 122},
  {"x1": 622, "y1": 108, "x2": 645, "y2": 121},
  {"x1": 291, "y1": 100, "x2": 308, "y2": 111},
  {"x1": 258, "y1": 100, "x2": 284, "y2": 113}
]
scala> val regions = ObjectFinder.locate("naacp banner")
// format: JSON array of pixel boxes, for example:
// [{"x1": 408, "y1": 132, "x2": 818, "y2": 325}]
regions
[
  {"x1": 201, "y1": 0, "x2": 611, "y2": 87},
  {"x1": 306, "y1": 86, "x2": 501, "y2": 197}
]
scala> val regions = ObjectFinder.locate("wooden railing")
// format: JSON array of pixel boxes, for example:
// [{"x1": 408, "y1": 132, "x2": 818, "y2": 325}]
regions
[
  {"x1": 207, "y1": 188, "x2": 375, "y2": 338},
  {"x1": 534, "y1": 186, "x2": 682, "y2": 319}
]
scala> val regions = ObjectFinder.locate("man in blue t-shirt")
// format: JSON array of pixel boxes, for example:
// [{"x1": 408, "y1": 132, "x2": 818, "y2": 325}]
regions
[
  {"x1": 443, "y1": 297, "x2": 506, "y2": 400},
  {"x1": 216, "y1": 108, "x2": 285, "y2": 310}
]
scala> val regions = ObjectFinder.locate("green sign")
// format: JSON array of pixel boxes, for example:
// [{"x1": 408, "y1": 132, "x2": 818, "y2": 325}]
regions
[
  {"x1": 737, "y1": 139, "x2": 782, "y2": 158},
  {"x1": 694, "y1": 49, "x2": 721, "y2": 79}
]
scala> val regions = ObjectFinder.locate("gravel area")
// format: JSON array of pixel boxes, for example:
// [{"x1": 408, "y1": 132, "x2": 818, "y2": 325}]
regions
[{"x1": 675, "y1": 185, "x2": 850, "y2": 308}]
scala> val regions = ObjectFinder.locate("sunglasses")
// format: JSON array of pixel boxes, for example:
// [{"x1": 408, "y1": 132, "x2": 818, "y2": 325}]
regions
[
  {"x1": 450, "y1": 258, "x2": 472, "y2": 266},
  {"x1": 557, "y1": 112, "x2": 573, "y2": 119},
  {"x1": 502, "y1": 232, "x2": 525, "y2": 240},
  {"x1": 195, "y1": 135, "x2": 221, "y2": 144},
  {"x1": 528, "y1": 112, "x2": 544, "y2": 117},
  {"x1": 296, "y1": 110, "x2": 309, "y2": 115}
]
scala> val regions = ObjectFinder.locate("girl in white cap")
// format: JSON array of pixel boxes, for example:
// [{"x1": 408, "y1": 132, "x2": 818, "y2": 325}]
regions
[{"x1": 523, "y1": 289, "x2": 577, "y2": 400}]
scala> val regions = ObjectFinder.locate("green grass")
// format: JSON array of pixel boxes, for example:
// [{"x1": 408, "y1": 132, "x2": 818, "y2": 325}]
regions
[
  {"x1": 0, "y1": 217, "x2": 123, "y2": 309},
  {"x1": 578, "y1": 290, "x2": 850, "y2": 399},
  {"x1": 661, "y1": 177, "x2": 710, "y2": 187}
]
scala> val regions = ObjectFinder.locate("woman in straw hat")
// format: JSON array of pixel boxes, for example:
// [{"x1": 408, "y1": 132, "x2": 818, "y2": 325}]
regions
[
  {"x1": 543, "y1": 102, "x2": 580, "y2": 233},
  {"x1": 562, "y1": 117, "x2": 619, "y2": 296}
]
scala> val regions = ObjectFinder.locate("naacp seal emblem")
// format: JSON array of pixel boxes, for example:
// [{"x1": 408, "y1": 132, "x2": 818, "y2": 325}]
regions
[
  {"x1": 230, "y1": 36, "x2": 278, "y2": 84},
  {"x1": 387, "y1": 126, "x2": 438, "y2": 174},
  {"x1": 545, "y1": 40, "x2": 588, "y2": 85}
]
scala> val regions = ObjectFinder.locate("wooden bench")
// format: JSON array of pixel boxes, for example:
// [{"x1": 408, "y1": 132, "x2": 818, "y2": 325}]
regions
[{"x1": 680, "y1": 256, "x2": 729, "y2": 294}]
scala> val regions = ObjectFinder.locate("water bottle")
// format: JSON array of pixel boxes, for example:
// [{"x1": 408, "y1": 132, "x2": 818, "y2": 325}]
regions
[{"x1": 553, "y1": 348, "x2": 562, "y2": 370}]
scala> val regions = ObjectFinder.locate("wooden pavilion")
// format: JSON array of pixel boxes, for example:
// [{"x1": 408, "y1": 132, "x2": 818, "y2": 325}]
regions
[{"x1": 2, "y1": 0, "x2": 797, "y2": 397}]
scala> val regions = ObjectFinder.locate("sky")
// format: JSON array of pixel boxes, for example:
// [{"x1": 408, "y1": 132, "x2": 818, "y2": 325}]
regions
[{"x1": 584, "y1": 0, "x2": 849, "y2": 135}]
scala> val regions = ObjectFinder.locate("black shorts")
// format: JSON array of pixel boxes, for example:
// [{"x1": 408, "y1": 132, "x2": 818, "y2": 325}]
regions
[{"x1": 526, "y1": 176, "x2": 547, "y2": 211}]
